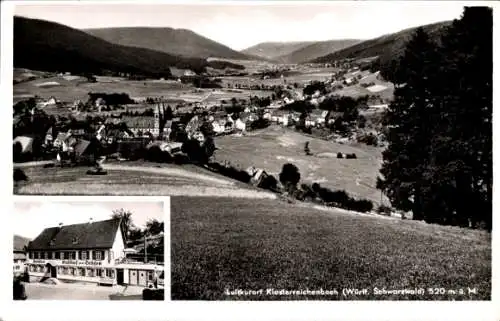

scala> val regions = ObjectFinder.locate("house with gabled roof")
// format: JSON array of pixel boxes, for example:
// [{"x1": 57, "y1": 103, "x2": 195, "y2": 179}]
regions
[
  {"x1": 13, "y1": 235, "x2": 31, "y2": 276},
  {"x1": 26, "y1": 218, "x2": 163, "y2": 287}
]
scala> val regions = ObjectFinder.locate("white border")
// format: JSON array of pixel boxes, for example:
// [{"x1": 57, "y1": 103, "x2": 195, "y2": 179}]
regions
[{"x1": 2, "y1": 1, "x2": 499, "y2": 321}]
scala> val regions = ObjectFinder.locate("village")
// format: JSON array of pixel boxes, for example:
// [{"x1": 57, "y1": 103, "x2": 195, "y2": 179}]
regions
[{"x1": 13, "y1": 60, "x2": 390, "y2": 173}]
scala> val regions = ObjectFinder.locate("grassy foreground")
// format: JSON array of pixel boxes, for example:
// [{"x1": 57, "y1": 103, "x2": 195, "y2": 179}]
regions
[{"x1": 171, "y1": 196, "x2": 491, "y2": 300}]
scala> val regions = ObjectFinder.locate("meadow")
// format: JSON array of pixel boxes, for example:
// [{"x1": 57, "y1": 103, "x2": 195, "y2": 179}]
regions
[
  {"x1": 171, "y1": 196, "x2": 491, "y2": 300},
  {"x1": 214, "y1": 126, "x2": 387, "y2": 205},
  {"x1": 13, "y1": 71, "x2": 272, "y2": 106},
  {"x1": 15, "y1": 162, "x2": 275, "y2": 199}
]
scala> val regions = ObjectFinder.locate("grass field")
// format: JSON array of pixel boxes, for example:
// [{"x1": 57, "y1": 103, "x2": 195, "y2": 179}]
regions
[
  {"x1": 13, "y1": 75, "x2": 191, "y2": 103},
  {"x1": 15, "y1": 162, "x2": 275, "y2": 199},
  {"x1": 171, "y1": 196, "x2": 491, "y2": 300},
  {"x1": 214, "y1": 126, "x2": 387, "y2": 205},
  {"x1": 13, "y1": 72, "x2": 272, "y2": 106}
]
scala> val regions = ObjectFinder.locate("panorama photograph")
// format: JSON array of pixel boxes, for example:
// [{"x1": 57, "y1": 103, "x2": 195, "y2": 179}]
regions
[
  {"x1": 13, "y1": 200, "x2": 165, "y2": 300},
  {"x1": 10, "y1": 2, "x2": 492, "y2": 300}
]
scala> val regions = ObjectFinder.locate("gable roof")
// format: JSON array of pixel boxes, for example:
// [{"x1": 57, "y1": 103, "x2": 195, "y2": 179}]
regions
[
  {"x1": 13, "y1": 136, "x2": 34, "y2": 153},
  {"x1": 27, "y1": 218, "x2": 122, "y2": 251},
  {"x1": 54, "y1": 132, "x2": 70, "y2": 142},
  {"x1": 122, "y1": 116, "x2": 156, "y2": 129},
  {"x1": 73, "y1": 139, "x2": 91, "y2": 156}
]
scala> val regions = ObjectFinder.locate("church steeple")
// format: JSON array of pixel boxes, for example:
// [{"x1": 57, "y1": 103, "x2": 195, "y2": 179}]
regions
[{"x1": 154, "y1": 103, "x2": 160, "y2": 136}]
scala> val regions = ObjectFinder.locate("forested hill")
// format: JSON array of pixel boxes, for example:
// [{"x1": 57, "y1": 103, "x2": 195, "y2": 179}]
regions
[
  {"x1": 241, "y1": 42, "x2": 315, "y2": 61},
  {"x1": 311, "y1": 21, "x2": 451, "y2": 66},
  {"x1": 14, "y1": 16, "x2": 244, "y2": 77},
  {"x1": 84, "y1": 27, "x2": 256, "y2": 60},
  {"x1": 277, "y1": 39, "x2": 362, "y2": 63}
]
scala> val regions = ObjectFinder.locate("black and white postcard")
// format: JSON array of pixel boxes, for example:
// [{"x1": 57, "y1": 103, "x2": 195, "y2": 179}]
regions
[{"x1": 3, "y1": 0, "x2": 499, "y2": 320}]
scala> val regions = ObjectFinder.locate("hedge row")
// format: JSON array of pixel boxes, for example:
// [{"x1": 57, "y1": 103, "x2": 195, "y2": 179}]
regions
[
  {"x1": 207, "y1": 162, "x2": 251, "y2": 183},
  {"x1": 306, "y1": 183, "x2": 374, "y2": 213}
]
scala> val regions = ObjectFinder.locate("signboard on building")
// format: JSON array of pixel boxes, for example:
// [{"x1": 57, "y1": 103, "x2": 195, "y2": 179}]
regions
[
  {"x1": 29, "y1": 259, "x2": 104, "y2": 267},
  {"x1": 62, "y1": 260, "x2": 103, "y2": 266}
]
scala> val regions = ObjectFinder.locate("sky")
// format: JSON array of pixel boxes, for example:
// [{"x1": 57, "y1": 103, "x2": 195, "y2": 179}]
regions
[
  {"x1": 13, "y1": 2, "x2": 466, "y2": 50},
  {"x1": 13, "y1": 201, "x2": 165, "y2": 239}
]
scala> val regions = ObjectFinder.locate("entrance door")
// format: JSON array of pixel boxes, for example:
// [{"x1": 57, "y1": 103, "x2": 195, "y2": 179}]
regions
[
  {"x1": 46, "y1": 263, "x2": 57, "y2": 278},
  {"x1": 51, "y1": 265, "x2": 57, "y2": 278},
  {"x1": 138, "y1": 270, "x2": 147, "y2": 286},
  {"x1": 129, "y1": 270, "x2": 138, "y2": 285},
  {"x1": 116, "y1": 269, "x2": 124, "y2": 285}
]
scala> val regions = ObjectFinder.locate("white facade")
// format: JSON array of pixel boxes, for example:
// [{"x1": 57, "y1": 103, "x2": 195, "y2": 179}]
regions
[
  {"x1": 111, "y1": 227, "x2": 125, "y2": 264},
  {"x1": 26, "y1": 225, "x2": 162, "y2": 287}
]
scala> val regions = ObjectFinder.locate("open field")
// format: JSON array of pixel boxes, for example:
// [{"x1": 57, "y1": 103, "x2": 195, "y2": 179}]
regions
[
  {"x1": 214, "y1": 126, "x2": 387, "y2": 205},
  {"x1": 331, "y1": 70, "x2": 394, "y2": 100},
  {"x1": 13, "y1": 75, "x2": 191, "y2": 103},
  {"x1": 171, "y1": 196, "x2": 491, "y2": 300},
  {"x1": 15, "y1": 162, "x2": 276, "y2": 199},
  {"x1": 13, "y1": 72, "x2": 272, "y2": 106}
]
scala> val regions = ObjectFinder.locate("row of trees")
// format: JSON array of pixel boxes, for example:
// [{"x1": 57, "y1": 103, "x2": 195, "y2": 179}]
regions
[{"x1": 378, "y1": 7, "x2": 492, "y2": 229}]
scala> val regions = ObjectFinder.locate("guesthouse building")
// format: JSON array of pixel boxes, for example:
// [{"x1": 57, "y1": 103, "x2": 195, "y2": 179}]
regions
[{"x1": 26, "y1": 218, "x2": 163, "y2": 287}]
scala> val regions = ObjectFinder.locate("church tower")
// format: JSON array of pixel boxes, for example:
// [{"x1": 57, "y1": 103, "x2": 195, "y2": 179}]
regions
[{"x1": 154, "y1": 103, "x2": 160, "y2": 136}]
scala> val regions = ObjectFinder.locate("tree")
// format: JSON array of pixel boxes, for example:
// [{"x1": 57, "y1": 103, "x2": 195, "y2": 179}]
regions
[
  {"x1": 378, "y1": 7, "x2": 492, "y2": 229},
  {"x1": 13, "y1": 142, "x2": 23, "y2": 162},
  {"x1": 165, "y1": 106, "x2": 174, "y2": 120},
  {"x1": 426, "y1": 7, "x2": 492, "y2": 228},
  {"x1": 378, "y1": 27, "x2": 441, "y2": 221},
  {"x1": 145, "y1": 219, "x2": 164, "y2": 236},
  {"x1": 128, "y1": 227, "x2": 144, "y2": 242},
  {"x1": 279, "y1": 163, "x2": 301, "y2": 192},
  {"x1": 112, "y1": 209, "x2": 134, "y2": 237}
]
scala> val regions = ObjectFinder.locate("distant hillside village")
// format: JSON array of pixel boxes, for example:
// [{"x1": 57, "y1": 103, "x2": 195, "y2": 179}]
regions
[{"x1": 13, "y1": 57, "x2": 388, "y2": 166}]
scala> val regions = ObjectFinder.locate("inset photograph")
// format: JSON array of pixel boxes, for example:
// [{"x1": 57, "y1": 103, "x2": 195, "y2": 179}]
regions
[{"x1": 13, "y1": 200, "x2": 165, "y2": 300}]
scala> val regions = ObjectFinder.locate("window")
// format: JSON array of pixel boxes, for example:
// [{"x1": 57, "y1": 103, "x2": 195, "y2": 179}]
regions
[
  {"x1": 80, "y1": 268, "x2": 86, "y2": 277},
  {"x1": 96, "y1": 269, "x2": 102, "y2": 277},
  {"x1": 55, "y1": 252, "x2": 60, "y2": 260},
  {"x1": 80, "y1": 251, "x2": 87, "y2": 260},
  {"x1": 72, "y1": 237, "x2": 79, "y2": 245},
  {"x1": 60, "y1": 252, "x2": 65, "y2": 260},
  {"x1": 95, "y1": 251, "x2": 102, "y2": 260},
  {"x1": 105, "y1": 269, "x2": 114, "y2": 278},
  {"x1": 87, "y1": 269, "x2": 94, "y2": 277},
  {"x1": 44, "y1": 252, "x2": 48, "y2": 259},
  {"x1": 69, "y1": 252, "x2": 76, "y2": 260},
  {"x1": 148, "y1": 271, "x2": 153, "y2": 281},
  {"x1": 52, "y1": 252, "x2": 56, "y2": 259}
]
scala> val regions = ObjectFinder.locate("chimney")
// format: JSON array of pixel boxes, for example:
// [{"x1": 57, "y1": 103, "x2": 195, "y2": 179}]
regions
[
  {"x1": 89, "y1": 217, "x2": 93, "y2": 224},
  {"x1": 58, "y1": 222, "x2": 63, "y2": 228}
]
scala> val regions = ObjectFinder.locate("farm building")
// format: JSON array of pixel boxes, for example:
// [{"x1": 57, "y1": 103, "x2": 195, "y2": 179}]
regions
[
  {"x1": 13, "y1": 136, "x2": 34, "y2": 154},
  {"x1": 122, "y1": 116, "x2": 158, "y2": 136},
  {"x1": 37, "y1": 96, "x2": 60, "y2": 108},
  {"x1": 13, "y1": 235, "x2": 31, "y2": 277},
  {"x1": 26, "y1": 218, "x2": 164, "y2": 287}
]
